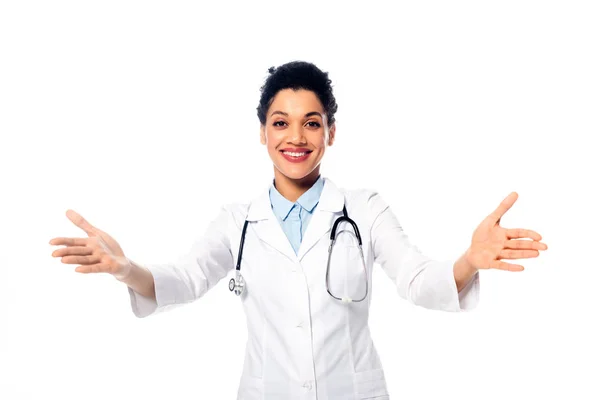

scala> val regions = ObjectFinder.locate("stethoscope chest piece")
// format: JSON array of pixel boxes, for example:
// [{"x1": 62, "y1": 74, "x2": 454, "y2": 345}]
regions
[{"x1": 229, "y1": 271, "x2": 245, "y2": 296}]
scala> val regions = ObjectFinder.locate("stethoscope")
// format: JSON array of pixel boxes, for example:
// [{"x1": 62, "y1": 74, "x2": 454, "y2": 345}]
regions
[{"x1": 229, "y1": 204, "x2": 369, "y2": 303}]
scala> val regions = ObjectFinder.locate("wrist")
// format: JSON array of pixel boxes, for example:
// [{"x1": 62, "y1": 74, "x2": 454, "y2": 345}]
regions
[
  {"x1": 112, "y1": 257, "x2": 134, "y2": 282},
  {"x1": 453, "y1": 249, "x2": 479, "y2": 292},
  {"x1": 464, "y1": 248, "x2": 479, "y2": 273}
]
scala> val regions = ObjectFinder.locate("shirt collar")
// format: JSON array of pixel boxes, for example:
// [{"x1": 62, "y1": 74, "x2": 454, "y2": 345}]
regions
[{"x1": 269, "y1": 175, "x2": 325, "y2": 221}]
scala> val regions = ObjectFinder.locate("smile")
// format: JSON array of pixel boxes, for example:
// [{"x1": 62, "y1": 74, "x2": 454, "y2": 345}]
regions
[{"x1": 280, "y1": 150, "x2": 312, "y2": 162}]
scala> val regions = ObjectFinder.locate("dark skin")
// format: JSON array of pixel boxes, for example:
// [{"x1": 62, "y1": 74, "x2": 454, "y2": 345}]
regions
[{"x1": 260, "y1": 88, "x2": 335, "y2": 202}]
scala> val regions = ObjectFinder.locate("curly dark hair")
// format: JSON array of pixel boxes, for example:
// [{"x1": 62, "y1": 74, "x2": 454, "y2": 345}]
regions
[{"x1": 256, "y1": 61, "x2": 338, "y2": 127}]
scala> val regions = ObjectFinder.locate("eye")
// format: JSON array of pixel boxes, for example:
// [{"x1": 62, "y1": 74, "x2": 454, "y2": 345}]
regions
[
  {"x1": 306, "y1": 121, "x2": 321, "y2": 128},
  {"x1": 273, "y1": 121, "x2": 287, "y2": 127}
]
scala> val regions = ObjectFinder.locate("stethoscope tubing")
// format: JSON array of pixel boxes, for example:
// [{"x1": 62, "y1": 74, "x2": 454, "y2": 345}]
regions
[{"x1": 230, "y1": 204, "x2": 369, "y2": 303}]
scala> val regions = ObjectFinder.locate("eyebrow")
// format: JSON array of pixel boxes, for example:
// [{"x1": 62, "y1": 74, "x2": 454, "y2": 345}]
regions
[{"x1": 270, "y1": 111, "x2": 323, "y2": 118}]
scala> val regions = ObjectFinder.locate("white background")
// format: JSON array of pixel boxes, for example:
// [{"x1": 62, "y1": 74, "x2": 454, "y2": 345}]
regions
[{"x1": 1, "y1": 1, "x2": 599, "y2": 399}]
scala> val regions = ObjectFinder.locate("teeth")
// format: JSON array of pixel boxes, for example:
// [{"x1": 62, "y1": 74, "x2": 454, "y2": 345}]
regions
[{"x1": 283, "y1": 151, "x2": 308, "y2": 157}]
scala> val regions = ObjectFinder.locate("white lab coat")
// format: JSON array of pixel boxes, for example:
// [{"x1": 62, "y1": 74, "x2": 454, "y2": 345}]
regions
[{"x1": 128, "y1": 177, "x2": 480, "y2": 400}]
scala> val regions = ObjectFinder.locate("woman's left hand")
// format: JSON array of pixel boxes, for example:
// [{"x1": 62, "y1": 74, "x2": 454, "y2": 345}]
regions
[{"x1": 466, "y1": 192, "x2": 548, "y2": 272}]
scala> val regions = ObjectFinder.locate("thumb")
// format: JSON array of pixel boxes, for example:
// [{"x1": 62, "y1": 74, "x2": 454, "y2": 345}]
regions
[
  {"x1": 484, "y1": 192, "x2": 518, "y2": 226},
  {"x1": 65, "y1": 209, "x2": 98, "y2": 236}
]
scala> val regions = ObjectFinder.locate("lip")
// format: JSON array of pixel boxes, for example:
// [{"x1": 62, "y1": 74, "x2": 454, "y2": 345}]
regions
[{"x1": 280, "y1": 148, "x2": 312, "y2": 163}]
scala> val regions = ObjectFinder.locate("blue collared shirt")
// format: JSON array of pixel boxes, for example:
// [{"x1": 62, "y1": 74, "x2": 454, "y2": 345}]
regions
[{"x1": 269, "y1": 176, "x2": 325, "y2": 255}]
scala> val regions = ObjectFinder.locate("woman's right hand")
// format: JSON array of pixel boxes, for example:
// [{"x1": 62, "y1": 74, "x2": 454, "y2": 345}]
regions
[{"x1": 50, "y1": 210, "x2": 133, "y2": 280}]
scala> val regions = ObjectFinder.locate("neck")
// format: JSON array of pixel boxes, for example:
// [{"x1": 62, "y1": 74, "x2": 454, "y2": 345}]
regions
[{"x1": 273, "y1": 167, "x2": 321, "y2": 203}]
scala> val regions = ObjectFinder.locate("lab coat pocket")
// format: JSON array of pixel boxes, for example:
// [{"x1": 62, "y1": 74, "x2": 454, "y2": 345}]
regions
[{"x1": 354, "y1": 368, "x2": 389, "y2": 399}]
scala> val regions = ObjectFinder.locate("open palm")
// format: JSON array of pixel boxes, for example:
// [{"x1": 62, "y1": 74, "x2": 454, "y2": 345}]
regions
[
  {"x1": 466, "y1": 192, "x2": 548, "y2": 272},
  {"x1": 50, "y1": 209, "x2": 131, "y2": 277}
]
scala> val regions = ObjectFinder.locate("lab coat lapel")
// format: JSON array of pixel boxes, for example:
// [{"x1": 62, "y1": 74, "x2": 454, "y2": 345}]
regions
[
  {"x1": 246, "y1": 185, "x2": 298, "y2": 263},
  {"x1": 296, "y1": 177, "x2": 345, "y2": 261}
]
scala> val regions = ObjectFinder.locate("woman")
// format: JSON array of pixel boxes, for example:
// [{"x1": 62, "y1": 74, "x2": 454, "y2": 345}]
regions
[{"x1": 49, "y1": 61, "x2": 548, "y2": 399}]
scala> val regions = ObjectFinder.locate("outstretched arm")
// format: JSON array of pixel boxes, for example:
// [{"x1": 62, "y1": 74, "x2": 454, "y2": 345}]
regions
[
  {"x1": 50, "y1": 206, "x2": 235, "y2": 318},
  {"x1": 50, "y1": 209, "x2": 157, "y2": 300}
]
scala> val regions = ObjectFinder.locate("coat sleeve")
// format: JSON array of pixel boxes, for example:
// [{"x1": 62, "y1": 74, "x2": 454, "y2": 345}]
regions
[
  {"x1": 368, "y1": 192, "x2": 479, "y2": 312},
  {"x1": 127, "y1": 205, "x2": 235, "y2": 318}
]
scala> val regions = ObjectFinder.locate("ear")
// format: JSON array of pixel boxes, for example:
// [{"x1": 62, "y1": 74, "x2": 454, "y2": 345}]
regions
[
  {"x1": 327, "y1": 123, "x2": 336, "y2": 146},
  {"x1": 260, "y1": 125, "x2": 266, "y2": 145}
]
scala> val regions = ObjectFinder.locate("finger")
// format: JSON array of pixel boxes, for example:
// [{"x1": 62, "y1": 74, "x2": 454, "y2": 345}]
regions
[
  {"x1": 504, "y1": 239, "x2": 548, "y2": 250},
  {"x1": 490, "y1": 260, "x2": 524, "y2": 272},
  {"x1": 488, "y1": 192, "x2": 518, "y2": 223},
  {"x1": 74, "y1": 263, "x2": 111, "y2": 274},
  {"x1": 499, "y1": 249, "x2": 539, "y2": 259},
  {"x1": 61, "y1": 255, "x2": 102, "y2": 265},
  {"x1": 52, "y1": 246, "x2": 94, "y2": 257},
  {"x1": 66, "y1": 209, "x2": 98, "y2": 236},
  {"x1": 506, "y1": 229, "x2": 542, "y2": 241},
  {"x1": 49, "y1": 237, "x2": 89, "y2": 246}
]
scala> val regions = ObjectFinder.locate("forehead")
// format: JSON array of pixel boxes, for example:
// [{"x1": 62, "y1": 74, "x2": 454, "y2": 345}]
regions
[{"x1": 268, "y1": 89, "x2": 324, "y2": 116}]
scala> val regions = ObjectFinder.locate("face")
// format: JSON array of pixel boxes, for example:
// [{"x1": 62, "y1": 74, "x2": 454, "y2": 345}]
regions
[{"x1": 260, "y1": 89, "x2": 336, "y2": 183}]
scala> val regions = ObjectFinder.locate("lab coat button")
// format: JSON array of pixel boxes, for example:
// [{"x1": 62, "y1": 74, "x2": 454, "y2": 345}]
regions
[{"x1": 302, "y1": 381, "x2": 313, "y2": 390}]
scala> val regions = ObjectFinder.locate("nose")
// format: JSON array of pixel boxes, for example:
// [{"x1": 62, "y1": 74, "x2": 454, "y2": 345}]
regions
[{"x1": 289, "y1": 124, "x2": 306, "y2": 144}]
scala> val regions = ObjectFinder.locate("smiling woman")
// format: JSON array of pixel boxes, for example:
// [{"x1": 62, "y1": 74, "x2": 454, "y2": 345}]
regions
[
  {"x1": 257, "y1": 62, "x2": 338, "y2": 202},
  {"x1": 49, "y1": 60, "x2": 548, "y2": 400}
]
